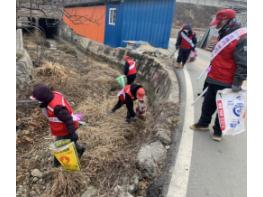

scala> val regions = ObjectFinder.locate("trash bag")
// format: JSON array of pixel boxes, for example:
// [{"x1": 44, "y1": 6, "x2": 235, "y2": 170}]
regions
[
  {"x1": 189, "y1": 50, "x2": 197, "y2": 62},
  {"x1": 136, "y1": 101, "x2": 146, "y2": 120},
  {"x1": 116, "y1": 75, "x2": 127, "y2": 88},
  {"x1": 216, "y1": 88, "x2": 247, "y2": 136}
]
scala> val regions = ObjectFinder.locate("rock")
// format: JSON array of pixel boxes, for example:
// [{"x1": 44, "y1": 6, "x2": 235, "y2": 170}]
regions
[
  {"x1": 131, "y1": 174, "x2": 139, "y2": 185},
  {"x1": 114, "y1": 185, "x2": 134, "y2": 197},
  {"x1": 155, "y1": 129, "x2": 171, "y2": 145},
  {"x1": 38, "y1": 178, "x2": 44, "y2": 184},
  {"x1": 24, "y1": 130, "x2": 30, "y2": 135},
  {"x1": 30, "y1": 191, "x2": 36, "y2": 196},
  {"x1": 81, "y1": 186, "x2": 97, "y2": 197},
  {"x1": 31, "y1": 169, "x2": 43, "y2": 178},
  {"x1": 136, "y1": 141, "x2": 167, "y2": 178},
  {"x1": 32, "y1": 177, "x2": 38, "y2": 183},
  {"x1": 128, "y1": 184, "x2": 137, "y2": 194},
  {"x1": 146, "y1": 177, "x2": 164, "y2": 197}
]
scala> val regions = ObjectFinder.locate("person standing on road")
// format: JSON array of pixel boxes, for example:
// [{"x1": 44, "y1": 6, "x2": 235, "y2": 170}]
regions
[
  {"x1": 175, "y1": 24, "x2": 197, "y2": 68},
  {"x1": 111, "y1": 83, "x2": 145, "y2": 123},
  {"x1": 190, "y1": 9, "x2": 247, "y2": 141},
  {"x1": 31, "y1": 84, "x2": 86, "y2": 167},
  {"x1": 123, "y1": 55, "x2": 137, "y2": 84}
]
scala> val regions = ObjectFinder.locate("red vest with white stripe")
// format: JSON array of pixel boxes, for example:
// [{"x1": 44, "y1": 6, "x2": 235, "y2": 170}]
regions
[
  {"x1": 180, "y1": 33, "x2": 195, "y2": 49},
  {"x1": 208, "y1": 35, "x2": 246, "y2": 85},
  {"x1": 127, "y1": 59, "x2": 137, "y2": 76},
  {"x1": 47, "y1": 91, "x2": 78, "y2": 136}
]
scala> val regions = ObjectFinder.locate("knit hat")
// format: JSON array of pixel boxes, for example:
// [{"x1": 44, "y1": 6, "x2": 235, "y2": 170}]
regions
[{"x1": 32, "y1": 84, "x2": 54, "y2": 103}]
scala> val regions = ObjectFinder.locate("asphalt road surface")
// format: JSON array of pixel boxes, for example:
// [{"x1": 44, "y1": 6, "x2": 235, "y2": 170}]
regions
[{"x1": 185, "y1": 49, "x2": 247, "y2": 197}]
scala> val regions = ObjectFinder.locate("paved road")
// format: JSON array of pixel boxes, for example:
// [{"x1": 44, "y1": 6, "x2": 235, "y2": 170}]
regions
[{"x1": 185, "y1": 49, "x2": 247, "y2": 197}]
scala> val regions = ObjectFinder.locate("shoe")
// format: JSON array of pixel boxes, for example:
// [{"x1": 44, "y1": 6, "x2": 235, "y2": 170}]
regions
[
  {"x1": 190, "y1": 123, "x2": 209, "y2": 131},
  {"x1": 175, "y1": 62, "x2": 182, "y2": 68},
  {"x1": 77, "y1": 147, "x2": 86, "y2": 158},
  {"x1": 211, "y1": 134, "x2": 223, "y2": 142},
  {"x1": 126, "y1": 117, "x2": 136, "y2": 123},
  {"x1": 53, "y1": 159, "x2": 61, "y2": 168}
]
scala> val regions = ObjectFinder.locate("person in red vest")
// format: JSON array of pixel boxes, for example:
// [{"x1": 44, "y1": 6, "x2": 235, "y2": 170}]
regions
[
  {"x1": 111, "y1": 83, "x2": 145, "y2": 123},
  {"x1": 124, "y1": 55, "x2": 137, "y2": 84},
  {"x1": 31, "y1": 84, "x2": 85, "y2": 167},
  {"x1": 190, "y1": 9, "x2": 247, "y2": 141},
  {"x1": 175, "y1": 24, "x2": 197, "y2": 68}
]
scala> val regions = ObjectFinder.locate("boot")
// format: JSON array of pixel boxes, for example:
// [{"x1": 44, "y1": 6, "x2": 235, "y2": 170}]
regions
[
  {"x1": 175, "y1": 62, "x2": 182, "y2": 68},
  {"x1": 76, "y1": 144, "x2": 86, "y2": 158},
  {"x1": 53, "y1": 157, "x2": 61, "y2": 168}
]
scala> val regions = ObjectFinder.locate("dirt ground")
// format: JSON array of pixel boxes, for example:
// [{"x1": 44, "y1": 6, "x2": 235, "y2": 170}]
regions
[{"x1": 16, "y1": 33, "x2": 155, "y2": 197}]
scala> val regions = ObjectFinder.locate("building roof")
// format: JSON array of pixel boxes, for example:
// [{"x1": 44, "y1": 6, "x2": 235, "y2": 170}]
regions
[{"x1": 64, "y1": 0, "x2": 121, "y2": 8}]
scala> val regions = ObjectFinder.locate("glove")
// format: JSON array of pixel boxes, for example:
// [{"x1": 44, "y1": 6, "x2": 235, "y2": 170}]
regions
[
  {"x1": 232, "y1": 85, "x2": 242, "y2": 92},
  {"x1": 75, "y1": 113, "x2": 84, "y2": 121},
  {"x1": 70, "y1": 132, "x2": 79, "y2": 142}
]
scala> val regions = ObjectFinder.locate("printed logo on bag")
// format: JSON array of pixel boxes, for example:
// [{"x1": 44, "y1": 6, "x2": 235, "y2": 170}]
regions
[
  {"x1": 236, "y1": 95, "x2": 242, "y2": 100},
  {"x1": 230, "y1": 120, "x2": 240, "y2": 128},
  {"x1": 217, "y1": 100, "x2": 226, "y2": 131},
  {"x1": 233, "y1": 103, "x2": 244, "y2": 117},
  {"x1": 60, "y1": 156, "x2": 70, "y2": 164}
]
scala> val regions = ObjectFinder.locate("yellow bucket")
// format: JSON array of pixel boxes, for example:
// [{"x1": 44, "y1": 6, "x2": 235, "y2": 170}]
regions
[{"x1": 49, "y1": 140, "x2": 81, "y2": 171}]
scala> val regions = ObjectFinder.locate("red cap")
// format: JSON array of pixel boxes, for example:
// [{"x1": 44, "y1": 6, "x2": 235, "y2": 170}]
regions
[
  {"x1": 124, "y1": 55, "x2": 132, "y2": 61},
  {"x1": 136, "y1": 88, "x2": 145, "y2": 101},
  {"x1": 209, "y1": 9, "x2": 236, "y2": 26}
]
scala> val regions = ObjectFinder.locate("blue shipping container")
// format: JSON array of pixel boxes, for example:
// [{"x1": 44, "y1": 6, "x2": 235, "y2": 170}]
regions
[{"x1": 105, "y1": 0, "x2": 175, "y2": 48}]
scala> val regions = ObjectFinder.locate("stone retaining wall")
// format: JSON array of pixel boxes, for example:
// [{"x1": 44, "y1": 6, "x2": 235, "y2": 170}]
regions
[{"x1": 16, "y1": 29, "x2": 33, "y2": 93}]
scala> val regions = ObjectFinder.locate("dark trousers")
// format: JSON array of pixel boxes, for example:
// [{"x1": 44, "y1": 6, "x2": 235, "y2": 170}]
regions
[
  {"x1": 177, "y1": 48, "x2": 192, "y2": 65},
  {"x1": 197, "y1": 83, "x2": 226, "y2": 136},
  {"x1": 53, "y1": 134, "x2": 84, "y2": 167},
  {"x1": 127, "y1": 74, "x2": 136, "y2": 85},
  {"x1": 112, "y1": 96, "x2": 136, "y2": 120}
]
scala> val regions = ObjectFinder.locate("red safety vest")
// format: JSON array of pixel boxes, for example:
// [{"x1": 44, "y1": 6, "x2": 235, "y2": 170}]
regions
[
  {"x1": 47, "y1": 91, "x2": 78, "y2": 136},
  {"x1": 124, "y1": 85, "x2": 135, "y2": 100},
  {"x1": 208, "y1": 36, "x2": 244, "y2": 85},
  {"x1": 180, "y1": 33, "x2": 195, "y2": 49},
  {"x1": 127, "y1": 59, "x2": 137, "y2": 76}
]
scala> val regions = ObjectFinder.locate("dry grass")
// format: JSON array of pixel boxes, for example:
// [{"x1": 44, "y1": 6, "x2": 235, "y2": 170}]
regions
[
  {"x1": 17, "y1": 39, "x2": 154, "y2": 196},
  {"x1": 43, "y1": 169, "x2": 89, "y2": 197}
]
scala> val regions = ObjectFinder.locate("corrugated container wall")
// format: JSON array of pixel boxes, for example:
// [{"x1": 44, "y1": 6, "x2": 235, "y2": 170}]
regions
[
  {"x1": 105, "y1": 0, "x2": 175, "y2": 48},
  {"x1": 64, "y1": 6, "x2": 106, "y2": 43}
]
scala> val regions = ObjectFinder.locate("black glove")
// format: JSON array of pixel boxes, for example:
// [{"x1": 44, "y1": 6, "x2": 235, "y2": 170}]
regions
[
  {"x1": 70, "y1": 132, "x2": 79, "y2": 142},
  {"x1": 232, "y1": 85, "x2": 242, "y2": 92}
]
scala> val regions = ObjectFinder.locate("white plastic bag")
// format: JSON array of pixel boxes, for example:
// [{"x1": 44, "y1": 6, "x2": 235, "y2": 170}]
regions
[{"x1": 216, "y1": 88, "x2": 247, "y2": 136}]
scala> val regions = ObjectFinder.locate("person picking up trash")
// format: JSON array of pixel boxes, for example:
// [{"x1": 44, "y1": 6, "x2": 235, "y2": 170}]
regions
[
  {"x1": 31, "y1": 84, "x2": 86, "y2": 167},
  {"x1": 111, "y1": 83, "x2": 145, "y2": 123},
  {"x1": 123, "y1": 55, "x2": 137, "y2": 84},
  {"x1": 190, "y1": 9, "x2": 247, "y2": 142}
]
